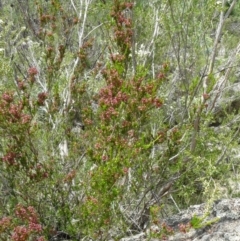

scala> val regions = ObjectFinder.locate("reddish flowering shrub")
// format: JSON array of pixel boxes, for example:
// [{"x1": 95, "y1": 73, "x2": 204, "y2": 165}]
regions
[
  {"x1": 17, "y1": 80, "x2": 26, "y2": 90},
  {"x1": 63, "y1": 170, "x2": 76, "y2": 183},
  {"x1": 28, "y1": 67, "x2": 38, "y2": 76},
  {"x1": 40, "y1": 14, "x2": 52, "y2": 24},
  {"x1": 0, "y1": 0, "x2": 228, "y2": 239},
  {"x1": 0, "y1": 205, "x2": 45, "y2": 241},
  {"x1": 28, "y1": 67, "x2": 38, "y2": 83},
  {"x1": 28, "y1": 163, "x2": 50, "y2": 181},
  {"x1": 100, "y1": 106, "x2": 119, "y2": 121},
  {"x1": 0, "y1": 93, "x2": 32, "y2": 125},
  {"x1": 37, "y1": 92, "x2": 48, "y2": 106},
  {"x1": 161, "y1": 222, "x2": 174, "y2": 235},
  {"x1": 203, "y1": 93, "x2": 210, "y2": 100},
  {"x1": 15, "y1": 204, "x2": 39, "y2": 224},
  {"x1": 0, "y1": 217, "x2": 12, "y2": 232},
  {"x1": 2, "y1": 151, "x2": 18, "y2": 165},
  {"x1": 11, "y1": 204, "x2": 45, "y2": 240},
  {"x1": 0, "y1": 1, "x2": 93, "y2": 240},
  {"x1": 110, "y1": 0, "x2": 134, "y2": 62},
  {"x1": 79, "y1": 2, "x2": 169, "y2": 234},
  {"x1": 157, "y1": 72, "x2": 165, "y2": 80},
  {"x1": 28, "y1": 222, "x2": 42, "y2": 232},
  {"x1": 11, "y1": 224, "x2": 45, "y2": 241},
  {"x1": 2, "y1": 92, "x2": 14, "y2": 103},
  {"x1": 11, "y1": 226, "x2": 29, "y2": 241},
  {"x1": 21, "y1": 114, "x2": 31, "y2": 124},
  {"x1": 152, "y1": 97, "x2": 163, "y2": 108},
  {"x1": 9, "y1": 103, "x2": 22, "y2": 120},
  {"x1": 110, "y1": 53, "x2": 125, "y2": 63},
  {"x1": 0, "y1": 68, "x2": 49, "y2": 178},
  {"x1": 178, "y1": 222, "x2": 192, "y2": 233}
]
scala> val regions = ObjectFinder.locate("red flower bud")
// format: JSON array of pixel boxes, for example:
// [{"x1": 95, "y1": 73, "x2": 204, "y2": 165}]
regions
[{"x1": 28, "y1": 67, "x2": 38, "y2": 76}]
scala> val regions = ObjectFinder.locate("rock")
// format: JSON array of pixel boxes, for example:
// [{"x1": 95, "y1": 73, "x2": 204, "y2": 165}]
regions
[
  {"x1": 120, "y1": 232, "x2": 146, "y2": 241},
  {"x1": 164, "y1": 198, "x2": 240, "y2": 241},
  {"x1": 120, "y1": 198, "x2": 240, "y2": 241}
]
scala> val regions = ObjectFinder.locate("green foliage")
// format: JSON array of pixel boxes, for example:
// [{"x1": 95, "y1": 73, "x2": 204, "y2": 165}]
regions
[
  {"x1": 190, "y1": 214, "x2": 219, "y2": 229},
  {"x1": 0, "y1": 0, "x2": 240, "y2": 240}
]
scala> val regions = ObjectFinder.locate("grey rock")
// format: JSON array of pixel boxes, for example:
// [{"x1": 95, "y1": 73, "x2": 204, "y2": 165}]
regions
[
  {"x1": 120, "y1": 232, "x2": 146, "y2": 241},
  {"x1": 120, "y1": 198, "x2": 240, "y2": 241},
  {"x1": 167, "y1": 198, "x2": 240, "y2": 241}
]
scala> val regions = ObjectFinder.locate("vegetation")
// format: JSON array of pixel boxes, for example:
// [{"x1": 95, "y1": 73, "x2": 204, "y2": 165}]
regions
[{"x1": 0, "y1": 0, "x2": 240, "y2": 240}]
